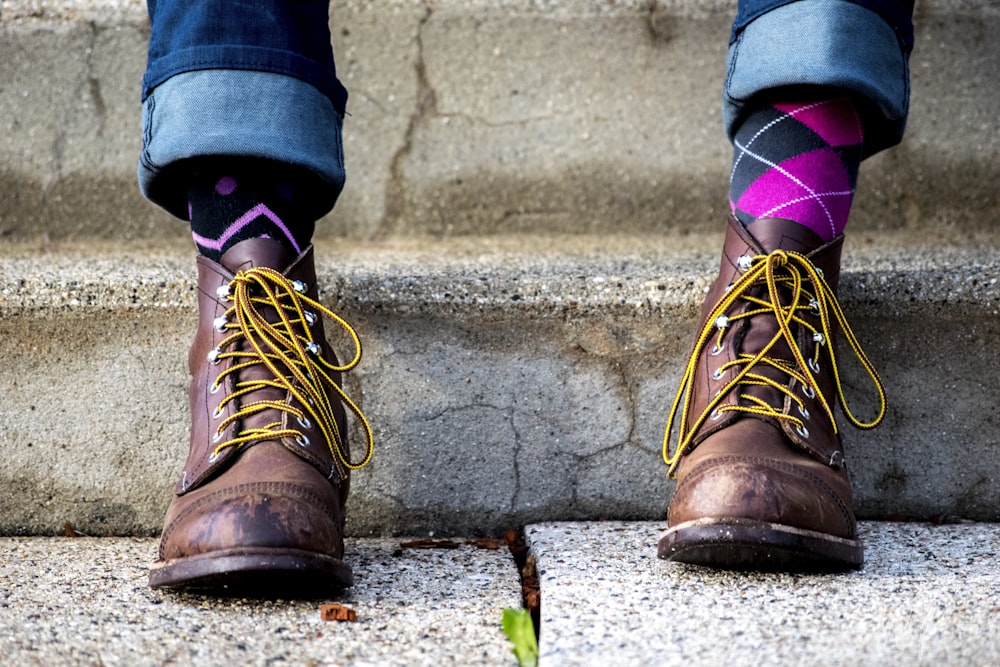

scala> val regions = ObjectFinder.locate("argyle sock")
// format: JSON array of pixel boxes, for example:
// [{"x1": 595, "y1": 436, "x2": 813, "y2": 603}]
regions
[
  {"x1": 187, "y1": 159, "x2": 316, "y2": 262},
  {"x1": 729, "y1": 96, "x2": 865, "y2": 242}
]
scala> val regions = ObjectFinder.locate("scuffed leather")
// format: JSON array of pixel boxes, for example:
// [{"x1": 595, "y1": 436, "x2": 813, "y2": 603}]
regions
[
  {"x1": 157, "y1": 238, "x2": 350, "y2": 563},
  {"x1": 668, "y1": 216, "x2": 857, "y2": 540}
]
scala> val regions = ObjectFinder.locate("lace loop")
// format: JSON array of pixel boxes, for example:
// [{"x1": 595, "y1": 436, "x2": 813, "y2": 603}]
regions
[
  {"x1": 208, "y1": 267, "x2": 373, "y2": 475},
  {"x1": 662, "y1": 249, "x2": 886, "y2": 477}
]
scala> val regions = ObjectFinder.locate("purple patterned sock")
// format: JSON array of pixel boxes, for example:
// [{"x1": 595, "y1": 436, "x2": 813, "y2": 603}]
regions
[
  {"x1": 187, "y1": 160, "x2": 315, "y2": 262},
  {"x1": 729, "y1": 96, "x2": 865, "y2": 242}
]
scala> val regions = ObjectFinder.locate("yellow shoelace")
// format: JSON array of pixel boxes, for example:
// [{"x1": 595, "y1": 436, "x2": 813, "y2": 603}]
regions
[
  {"x1": 662, "y1": 249, "x2": 886, "y2": 478},
  {"x1": 208, "y1": 266, "x2": 373, "y2": 475}
]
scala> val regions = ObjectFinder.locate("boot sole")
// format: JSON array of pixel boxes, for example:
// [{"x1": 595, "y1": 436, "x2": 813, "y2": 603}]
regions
[
  {"x1": 659, "y1": 517, "x2": 863, "y2": 571},
  {"x1": 149, "y1": 547, "x2": 353, "y2": 597}
]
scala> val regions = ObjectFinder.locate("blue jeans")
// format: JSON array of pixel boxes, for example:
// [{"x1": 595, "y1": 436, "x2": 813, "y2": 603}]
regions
[
  {"x1": 138, "y1": 0, "x2": 915, "y2": 220},
  {"x1": 726, "y1": 0, "x2": 915, "y2": 157},
  {"x1": 138, "y1": 0, "x2": 347, "y2": 220}
]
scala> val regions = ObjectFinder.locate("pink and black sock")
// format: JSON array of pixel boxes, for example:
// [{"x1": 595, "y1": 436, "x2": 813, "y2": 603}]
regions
[
  {"x1": 729, "y1": 95, "x2": 866, "y2": 242},
  {"x1": 187, "y1": 159, "x2": 316, "y2": 262}
]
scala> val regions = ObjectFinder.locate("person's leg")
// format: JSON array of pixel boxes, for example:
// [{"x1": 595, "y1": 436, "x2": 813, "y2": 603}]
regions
[
  {"x1": 139, "y1": 0, "x2": 372, "y2": 594},
  {"x1": 660, "y1": 0, "x2": 914, "y2": 570},
  {"x1": 139, "y1": 0, "x2": 348, "y2": 253}
]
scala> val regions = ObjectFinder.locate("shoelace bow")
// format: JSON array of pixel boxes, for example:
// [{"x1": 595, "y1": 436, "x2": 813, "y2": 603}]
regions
[
  {"x1": 208, "y1": 267, "x2": 373, "y2": 475},
  {"x1": 662, "y1": 249, "x2": 886, "y2": 478}
]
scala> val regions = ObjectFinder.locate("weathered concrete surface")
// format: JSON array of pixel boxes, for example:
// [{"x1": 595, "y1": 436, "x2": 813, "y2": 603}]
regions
[
  {"x1": 529, "y1": 520, "x2": 1000, "y2": 666},
  {"x1": 0, "y1": 535, "x2": 521, "y2": 666},
  {"x1": 1, "y1": 232, "x2": 999, "y2": 537},
  {"x1": 5, "y1": 522, "x2": 1000, "y2": 667},
  {"x1": 1, "y1": 1, "x2": 998, "y2": 241}
]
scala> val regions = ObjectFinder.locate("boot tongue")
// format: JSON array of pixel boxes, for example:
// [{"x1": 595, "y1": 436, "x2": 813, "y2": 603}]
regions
[
  {"x1": 219, "y1": 237, "x2": 303, "y2": 443},
  {"x1": 737, "y1": 218, "x2": 826, "y2": 413},
  {"x1": 219, "y1": 237, "x2": 297, "y2": 274},
  {"x1": 744, "y1": 217, "x2": 825, "y2": 255}
]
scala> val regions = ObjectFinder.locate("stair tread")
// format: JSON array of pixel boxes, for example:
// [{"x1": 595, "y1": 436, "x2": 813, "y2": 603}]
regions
[{"x1": 3, "y1": 232, "x2": 999, "y2": 314}]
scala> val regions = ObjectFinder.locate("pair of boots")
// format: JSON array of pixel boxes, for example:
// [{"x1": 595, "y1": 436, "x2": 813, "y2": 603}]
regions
[{"x1": 149, "y1": 215, "x2": 885, "y2": 593}]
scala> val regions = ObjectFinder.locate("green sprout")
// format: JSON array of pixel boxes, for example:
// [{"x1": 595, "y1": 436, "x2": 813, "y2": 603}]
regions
[{"x1": 502, "y1": 608, "x2": 538, "y2": 667}]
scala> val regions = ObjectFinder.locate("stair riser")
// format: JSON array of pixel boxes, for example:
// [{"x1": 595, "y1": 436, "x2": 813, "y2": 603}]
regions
[
  {"x1": 2, "y1": 289, "x2": 997, "y2": 536},
  {"x1": 1, "y1": 6, "x2": 997, "y2": 240}
]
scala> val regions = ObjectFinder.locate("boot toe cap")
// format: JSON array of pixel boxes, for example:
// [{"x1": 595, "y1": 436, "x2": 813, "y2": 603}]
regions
[
  {"x1": 668, "y1": 454, "x2": 856, "y2": 540},
  {"x1": 158, "y1": 482, "x2": 343, "y2": 562}
]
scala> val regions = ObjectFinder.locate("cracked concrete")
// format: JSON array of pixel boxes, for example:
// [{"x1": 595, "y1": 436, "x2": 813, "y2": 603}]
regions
[
  {"x1": 1, "y1": 0, "x2": 999, "y2": 538},
  {"x1": 2, "y1": 1, "x2": 999, "y2": 241},
  {"x1": 3, "y1": 233, "x2": 1000, "y2": 536},
  {"x1": 379, "y1": 1, "x2": 437, "y2": 239}
]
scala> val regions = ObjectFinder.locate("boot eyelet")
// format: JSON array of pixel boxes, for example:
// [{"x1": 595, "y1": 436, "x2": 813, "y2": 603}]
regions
[
  {"x1": 809, "y1": 299, "x2": 821, "y2": 315},
  {"x1": 808, "y1": 358, "x2": 821, "y2": 373},
  {"x1": 212, "y1": 404, "x2": 224, "y2": 419},
  {"x1": 710, "y1": 344, "x2": 724, "y2": 356},
  {"x1": 802, "y1": 385, "x2": 816, "y2": 399},
  {"x1": 737, "y1": 255, "x2": 754, "y2": 271},
  {"x1": 306, "y1": 342, "x2": 320, "y2": 356},
  {"x1": 209, "y1": 382, "x2": 221, "y2": 395},
  {"x1": 297, "y1": 416, "x2": 311, "y2": 429},
  {"x1": 213, "y1": 316, "x2": 229, "y2": 332},
  {"x1": 304, "y1": 311, "x2": 317, "y2": 327},
  {"x1": 710, "y1": 408, "x2": 723, "y2": 421},
  {"x1": 207, "y1": 348, "x2": 221, "y2": 365},
  {"x1": 215, "y1": 285, "x2": 231, "y2": 300},
  {"x1": 292, "y1": 280, "x2": 308, "y2": 294},
  {"x1": 796, "y1": 425, "x2": 810, "y2": 438},
  {"x1": 212, "y1": 430, "x2": 223, "y2": 444},
  {"x1": 295, "y1": 434, "x2": 311, "y2": 447},
  {"x1": 712, "y1": 368, "x2": 725, "y2": 381},
  {"x1": 813, "y1": 333, "x2": 826, "y2": 346},
  {"x1": 714, "y1": 315, "x2": 729, "y2": 330},
  {"x1": 798, "y1": 405, "x2": 810, "y2": 419},
  {"x1": 208, "y1": 450, "x2": 221, "y2": 462},
  {"x1": 724, "y1": 283, "x2": 734, "y2": 293}
]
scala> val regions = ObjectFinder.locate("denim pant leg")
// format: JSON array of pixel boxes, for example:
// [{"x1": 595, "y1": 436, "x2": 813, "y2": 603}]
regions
[
  {"x1": 138, "y1": 0, "x2": 348, "y2": 221},
  {"x1": 724, "y1": 0, "x2": 916, "y2": 157}
]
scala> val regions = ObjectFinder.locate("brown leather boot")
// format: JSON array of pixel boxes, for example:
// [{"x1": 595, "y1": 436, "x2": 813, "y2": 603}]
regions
[
  {"x1": 149, "y1": 238, "x2": 372, "y2": 595},
  {"x1": 659, "y1": 216, "x2": 886, "y2": 570}
]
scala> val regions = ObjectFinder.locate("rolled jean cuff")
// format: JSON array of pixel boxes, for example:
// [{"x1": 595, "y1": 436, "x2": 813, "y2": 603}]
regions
[
  {"x1": 138, "y1": 69, "x2": 346, "y2": 221},
  {"x1": 723, "y1": 0, "x2": 911, "y2": 157}
]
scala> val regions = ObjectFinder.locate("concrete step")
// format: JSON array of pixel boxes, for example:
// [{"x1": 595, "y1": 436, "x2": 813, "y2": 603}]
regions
[
  {"x1": 2, "y1": 231, "x2": 999, "y2": 537},
  {"x1": 0, "y1": 534, "x2": 523, "y2": 666},
  {"x1": 3, "y1": 522, "x2": 999, "y2": 666},
  {"x1": 1, "y1": 1, "x2": 998, "y2": 241},
  {"x1": 529, "y1": 521, "x2": 1000, "y2": 666}
]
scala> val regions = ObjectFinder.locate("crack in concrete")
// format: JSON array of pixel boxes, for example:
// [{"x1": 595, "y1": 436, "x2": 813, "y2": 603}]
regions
[
  {"x1": 506, "y1": 355, "x2": 642, "y2": 513},
  {"x1": 355, "y1": 90, "x2": 389, "y2": 115},
  {"x1": 404, "y1": 397, "x2": 539, "y2": 514},
  {"x1": 509, "y1": 405, "x2": 524, "y2": 512},
  {"x1": 617, "y1": 361, "x2": 667, "y2": 459},
  {"x1": 378, "y1": 1, "x2": 437, "y2": 239},
  {"x1": 433, "y1": 110, "x2": 558, "y2": 129},
  {"x1": 87, "y1": 76, "x2": 107, "y2": 135},
  {"x1": 644, "y1": 0, "x2": 674, "y2": 44},
  {"x1": 421, "y1": 401, "x2": 509, "y2": 424},
  {"x1": 494, "y1": 207, "x2": 573, "y2": 227},
  {"x1": 370, "y1": 3, "x2": 571, "y2": 238},
  {"x1": 575, "y1": 440, "x2": 633, "y2": 462}
]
